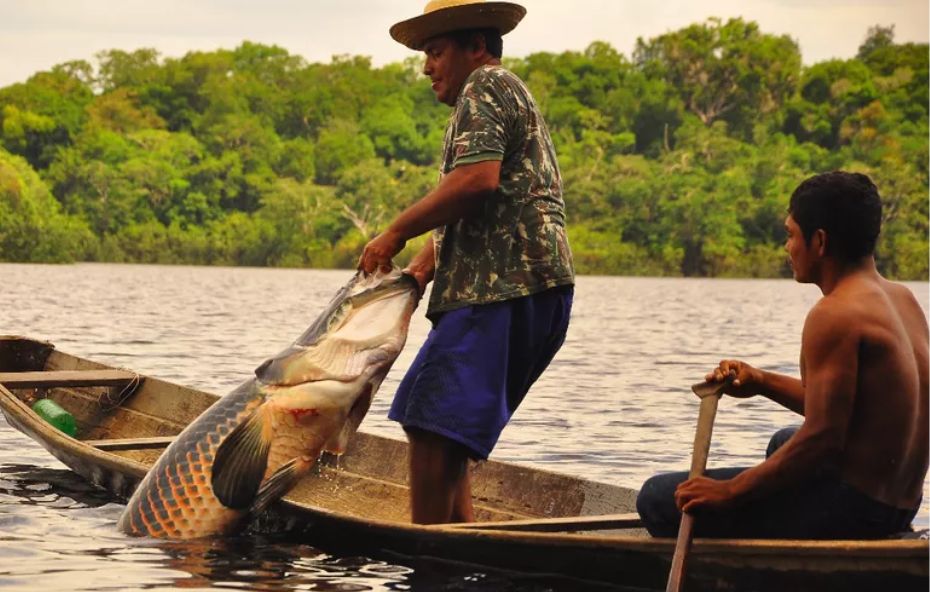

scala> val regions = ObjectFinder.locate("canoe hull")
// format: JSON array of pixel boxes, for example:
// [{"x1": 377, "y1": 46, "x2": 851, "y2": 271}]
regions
[
  {"x1": 276, "y1": 498, "x2": 927, "y2": 592},
  {"x1": 0, "y1": 335, "x2": 926, "y2": 591}
]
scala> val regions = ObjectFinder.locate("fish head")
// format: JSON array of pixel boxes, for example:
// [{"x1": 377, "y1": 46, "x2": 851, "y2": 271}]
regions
[{"x1": 255, "y1": 268, "x2": 419, "y2": 387}]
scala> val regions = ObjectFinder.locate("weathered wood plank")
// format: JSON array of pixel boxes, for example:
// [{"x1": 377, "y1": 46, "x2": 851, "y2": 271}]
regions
[
  {"x1": 84, "y1": 436, "x2": 175, "y2": 451},
  {"x1": 0, "y1": 370, "x2": 140, "y2": 388},
  {"x1": 443, "y1": 512, "x2": 643, "y2": 532}
]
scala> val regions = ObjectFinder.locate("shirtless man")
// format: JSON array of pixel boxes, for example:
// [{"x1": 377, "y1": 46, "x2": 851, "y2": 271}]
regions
[{"x1": 637, "y1": 171, "x2": 928, "y2": 538}]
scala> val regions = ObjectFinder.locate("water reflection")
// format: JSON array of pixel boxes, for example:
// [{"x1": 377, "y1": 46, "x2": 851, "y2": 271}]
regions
[
  {"x1": 0, "y1": 451, "x2": 625, "y2": 591},
  {"x1": 0, "y1": 464, "x2": 114, "y2": 509},
  {"x1": 139, "y1": 537, "x2": 387, "y2": 591}
]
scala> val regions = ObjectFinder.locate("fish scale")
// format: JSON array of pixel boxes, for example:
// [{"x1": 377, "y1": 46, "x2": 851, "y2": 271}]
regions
[
  {"x1": 117, "y1": 269, "x2": 419, "y2": 539},
  {"x1": 119, "y1": 379, "x2": 262, "y2": 537}
]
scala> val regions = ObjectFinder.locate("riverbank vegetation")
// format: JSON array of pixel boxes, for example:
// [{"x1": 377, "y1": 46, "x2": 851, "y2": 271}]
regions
[{"x1": 0, "y1": 19, "x2": 926, "y2": 278}]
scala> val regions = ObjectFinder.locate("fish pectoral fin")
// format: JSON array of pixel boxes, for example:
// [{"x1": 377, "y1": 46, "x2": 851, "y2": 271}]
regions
[
  {"x1": 251, "y1": 457, "x2": 313, "y2": 515},
  {"x1": 324, "y1": 383, "x2": 374, "y2": 455},
  {"x1": 212, "y1": 408, "x2": 272, "y2": 510}
]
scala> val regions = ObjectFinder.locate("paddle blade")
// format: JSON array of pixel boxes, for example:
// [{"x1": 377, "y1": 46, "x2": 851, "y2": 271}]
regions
[{"x1": 666, "y1": 514, "x2": 696, "y2": 592}]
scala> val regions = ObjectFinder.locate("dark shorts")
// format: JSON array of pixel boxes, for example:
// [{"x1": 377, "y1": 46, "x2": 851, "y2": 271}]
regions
[
  {"x1": 388, "y1": 285, "x2": 573, "y2": 460},
  {"x1": 636, "y1": 427, "x2": 920, "y2": 539}
]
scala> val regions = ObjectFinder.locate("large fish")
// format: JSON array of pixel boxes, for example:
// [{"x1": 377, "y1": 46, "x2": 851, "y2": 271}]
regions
[{"x1": 117, "y1": 269, "x2": 419, "y2": 539}]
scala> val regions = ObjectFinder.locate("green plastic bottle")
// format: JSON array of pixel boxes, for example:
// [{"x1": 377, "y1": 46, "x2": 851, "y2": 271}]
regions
[{"x1": 32, "y1": 398, "x2": 77, "y2": 437}]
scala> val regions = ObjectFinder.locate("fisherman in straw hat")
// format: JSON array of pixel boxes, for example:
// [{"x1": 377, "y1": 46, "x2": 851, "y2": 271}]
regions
[{"x1": 359, "y1": 0, "x2": 575, "y2": 524}]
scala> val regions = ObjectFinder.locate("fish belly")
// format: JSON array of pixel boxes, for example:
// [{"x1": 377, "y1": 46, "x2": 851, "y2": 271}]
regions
[{"x1": 264, "y1": 408, "x2": 343, "y2": 477}]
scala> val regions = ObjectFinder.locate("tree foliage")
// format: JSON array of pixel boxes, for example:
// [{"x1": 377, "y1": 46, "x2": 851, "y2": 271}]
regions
[{"x1": 0, "y1": 18, "x2": 925, "y2": 279}]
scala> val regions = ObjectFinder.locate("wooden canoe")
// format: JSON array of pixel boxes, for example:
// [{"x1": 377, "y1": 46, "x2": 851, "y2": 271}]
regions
[{"x1": 0, "y1": 335, "x2": 925, "y2": 591}]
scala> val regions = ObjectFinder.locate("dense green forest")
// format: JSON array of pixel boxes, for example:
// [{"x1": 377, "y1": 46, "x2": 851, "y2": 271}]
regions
[{"x1": 0, "y1": 19, "x2": 926, "y2": 278}]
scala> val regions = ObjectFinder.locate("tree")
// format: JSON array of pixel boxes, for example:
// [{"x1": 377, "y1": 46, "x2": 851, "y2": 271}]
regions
[
  {"x1": 96, "y1": 48, "x2": 161, "y2": 92},
  {"x1": 857, "y1": 25, "x2": 895, "y2": 60},
  {"x1": 0, "y1": 22, "x2": 924, "y2": 278},
  {"x1": 361, "y1": 95, "x2": 431, "y2": 164},
  {"x1": 634, "y1": 18, "x2": 801, "y2": 139},
  {"x1": 0, "y1": 149, "x2": 94, "y2": 261},
  {"x1": 784, "y1": 59, "x2": 876, "y2": 148},
  {"x1": 314, "y1": 119, "x2": 376, "y2": 185},
  {"x1": 256, "y1": 178, "x2": 339, "y2": 266},
  {"x1": 0, "y1": 69, "x2": 93, "y2": 168},
  {"x1": 334, "y1": 158, "x2": 431, "y2": 239},
  {"x1": 86, "y1": 88, "x2": 165, "y2": 133}
]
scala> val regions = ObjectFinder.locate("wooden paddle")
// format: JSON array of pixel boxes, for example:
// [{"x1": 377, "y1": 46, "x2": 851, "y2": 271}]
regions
[{"x1": 665, "y1": 380, "x2": 726, "y2": 592}]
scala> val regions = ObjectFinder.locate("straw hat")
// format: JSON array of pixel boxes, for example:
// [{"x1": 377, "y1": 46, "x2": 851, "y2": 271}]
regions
[{"x1": 390, "y1": 0, "x2": 527, "y2": 50}]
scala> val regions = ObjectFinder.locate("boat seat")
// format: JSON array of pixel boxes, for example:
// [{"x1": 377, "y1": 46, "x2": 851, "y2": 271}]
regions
[
  {"x1": 0, "y1": 370, "x2": 140, "y2": 389},
  {"x1": 84, "y1": 436, "x2": 175, "y2": 451}
]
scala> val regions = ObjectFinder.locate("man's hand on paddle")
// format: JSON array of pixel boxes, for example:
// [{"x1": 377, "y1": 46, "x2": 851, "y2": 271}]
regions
[
  {"x1": 705, "y1": 359, "x2": 763, "y2": 398},
  {"x1": 359, "y1": 229, "x2": 406, "y2": 275},
  {"x1": 674, "y1": 476, "x2": 736, "y2": 513}
]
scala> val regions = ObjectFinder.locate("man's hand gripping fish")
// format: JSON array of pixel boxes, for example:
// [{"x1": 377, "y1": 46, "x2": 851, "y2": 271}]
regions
[{"x1": 118, "y1": 269, "x2": 419, "y2": 538}]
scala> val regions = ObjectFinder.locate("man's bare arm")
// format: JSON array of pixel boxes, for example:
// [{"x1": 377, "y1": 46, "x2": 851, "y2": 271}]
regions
[
  {"x1": 756, "y1": 372, "x2": 806, "y2": 414},
  {"x1": 678, "y1": 304, "x2": 859, "y2": 510},
  {"x1": 358, "y1": 160, "x2": 501, "y2": 274},
  {"x1": 727, "y1": 306, "x2": 857, "y2": 499}
]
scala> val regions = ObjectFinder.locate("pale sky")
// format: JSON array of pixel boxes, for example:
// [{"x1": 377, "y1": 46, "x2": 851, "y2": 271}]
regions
[{"x1": 1, "y1": 0, "x2": 927, "y2": 87}]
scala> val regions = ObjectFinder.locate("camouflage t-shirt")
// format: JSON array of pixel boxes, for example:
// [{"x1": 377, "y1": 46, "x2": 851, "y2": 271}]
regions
[{"x1": 428, "y1": 65, "x2": 574, "y2": 318}]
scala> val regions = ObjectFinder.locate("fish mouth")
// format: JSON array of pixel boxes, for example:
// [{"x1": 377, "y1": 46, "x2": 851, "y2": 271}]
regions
[{"x1": 348, "y1": 271, "x2": 419, "y2": 306}]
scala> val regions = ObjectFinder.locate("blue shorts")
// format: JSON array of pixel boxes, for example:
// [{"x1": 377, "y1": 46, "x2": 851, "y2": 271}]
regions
[{"x1": 389, "y1": 286, "x2": 573, "y2": 460}]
